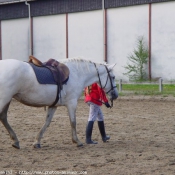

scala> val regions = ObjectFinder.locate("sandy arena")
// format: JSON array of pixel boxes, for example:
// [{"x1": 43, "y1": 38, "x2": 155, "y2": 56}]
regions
[{"x1": 0, "y1": 96, "x2": 175, "y2": 175}]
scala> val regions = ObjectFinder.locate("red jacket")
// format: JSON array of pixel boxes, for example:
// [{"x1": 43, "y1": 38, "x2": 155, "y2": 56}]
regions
[{"x1": 84, "y1": 83, "x2": 108, "y2": 106}]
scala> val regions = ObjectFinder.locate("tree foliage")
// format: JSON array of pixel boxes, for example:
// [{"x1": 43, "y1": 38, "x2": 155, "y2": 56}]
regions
[{"x1": 124, "y1": 36, "x2": 149, "y2": 82}]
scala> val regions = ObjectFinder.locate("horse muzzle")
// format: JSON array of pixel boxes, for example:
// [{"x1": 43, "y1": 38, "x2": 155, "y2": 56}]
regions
[{"x1": 109, "y1": 89, "x2": 118, "y2": 100}]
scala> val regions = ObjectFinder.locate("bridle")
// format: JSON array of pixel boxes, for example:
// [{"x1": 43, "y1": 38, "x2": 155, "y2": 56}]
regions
[{"x1": 94, "y1": 63, "x2": 117, "y2": 108}]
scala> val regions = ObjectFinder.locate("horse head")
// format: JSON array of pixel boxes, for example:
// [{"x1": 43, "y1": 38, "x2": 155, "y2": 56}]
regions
[{"x1": 95, "y1": 63, "x2": 118, "y2": 105}]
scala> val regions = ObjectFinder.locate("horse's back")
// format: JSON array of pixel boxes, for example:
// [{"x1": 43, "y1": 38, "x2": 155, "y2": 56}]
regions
[
  {"x1": 0, "y1": 59, "x2": 27, "y2": 72},
  {"x1": 0, "y1": 59, "x2": 58, "y2": 107},
  {"x1": 0, "y1": 59, "x2": 31, "y2": 85},
  {"x1": 0, "y1": 59, "x2": 28, "y2": 82},
  {"x1": 0, "y1": 59, "x2": 27, "y2": 65}
]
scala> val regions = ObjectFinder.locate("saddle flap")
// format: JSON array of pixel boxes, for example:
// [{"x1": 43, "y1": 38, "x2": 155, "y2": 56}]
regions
[{"x1": 44, "y1": 58, "x2": 70, "y2": 84}]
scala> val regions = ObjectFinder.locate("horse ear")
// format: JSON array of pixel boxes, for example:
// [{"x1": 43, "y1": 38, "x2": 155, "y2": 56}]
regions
[{"x1": 108, "y1": 63, "x2": 116, "y2": 70}]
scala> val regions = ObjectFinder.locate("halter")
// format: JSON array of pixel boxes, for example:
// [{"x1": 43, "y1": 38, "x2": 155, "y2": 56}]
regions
[{"x1": 94, "y1": 63, "x2": 117, "y2": 108}]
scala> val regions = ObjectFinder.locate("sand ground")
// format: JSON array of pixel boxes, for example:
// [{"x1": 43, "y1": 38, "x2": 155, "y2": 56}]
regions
[{"x1": 0, "y1": 96, "x2": 175, "y2": 175}]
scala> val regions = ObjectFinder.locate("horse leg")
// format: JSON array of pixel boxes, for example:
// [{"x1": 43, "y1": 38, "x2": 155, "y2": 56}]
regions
[
  {"x1": 33, "y1": 106, "x2": 57, "y2": 148},
  {"x1": 0, "y1": 102, "x2": 20, "y2": 149},
  {"x1": 67, "y1": 101, "x2": 83, "y2": 147}
]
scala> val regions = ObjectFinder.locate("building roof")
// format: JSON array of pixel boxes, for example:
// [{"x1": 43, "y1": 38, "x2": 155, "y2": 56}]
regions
[
  {"x1": 0, "y1": 0, "x2": 35, "y2": 5},
  {"x1": 0, "y1": 0, "x2": 173, "y2": 20}
]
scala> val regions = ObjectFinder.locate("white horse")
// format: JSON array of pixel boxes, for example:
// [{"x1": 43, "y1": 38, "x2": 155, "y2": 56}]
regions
[{"x1": 0, "y1": 58, "x2": 118, "y2": 149}]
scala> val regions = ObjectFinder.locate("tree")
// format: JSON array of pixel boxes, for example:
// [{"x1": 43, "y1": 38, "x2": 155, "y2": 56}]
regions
[{"x1": 124, "y1": 36, "x2": 149, "y2": 82}]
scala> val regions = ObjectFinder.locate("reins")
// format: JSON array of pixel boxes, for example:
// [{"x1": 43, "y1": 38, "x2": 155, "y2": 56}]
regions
[
  {"x1": 94, "y1": 63, "x2": 103, "y2": 88},
  {"x1": 105, "y1": 66, "x2": 117, "y2": 94},
  {"x1": 93, "y1": 63, "x2": 116, "y2": 108}
]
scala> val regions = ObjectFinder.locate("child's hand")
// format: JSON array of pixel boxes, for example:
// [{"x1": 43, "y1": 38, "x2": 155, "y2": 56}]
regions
[{"x1": 105, "y1": 102, "x2": 111, "y2": 108}]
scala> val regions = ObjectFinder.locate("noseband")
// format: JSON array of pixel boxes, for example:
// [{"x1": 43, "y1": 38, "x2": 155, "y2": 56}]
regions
[{"x1": 94, "y1": 63, "x2": 117, "y2": 108}]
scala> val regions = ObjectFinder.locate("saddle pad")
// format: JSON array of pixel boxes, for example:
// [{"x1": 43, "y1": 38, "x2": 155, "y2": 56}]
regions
[{"x1": 29, "y1": 63, "x2": 57, "y2": 85}]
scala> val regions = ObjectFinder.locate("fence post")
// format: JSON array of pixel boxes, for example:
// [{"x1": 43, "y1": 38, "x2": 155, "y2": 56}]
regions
[
  {"x1": 119, "y1": 79, "x2": 122, "y2": 92},
  {"x1": 159, "y1": 78, "x2": 163, "y2": 92}
]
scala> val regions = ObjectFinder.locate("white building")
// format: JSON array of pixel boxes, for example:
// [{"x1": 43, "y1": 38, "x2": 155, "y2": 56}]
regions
[{"x1": 0, "y1": 0, "x2": 174, "y2": 81}]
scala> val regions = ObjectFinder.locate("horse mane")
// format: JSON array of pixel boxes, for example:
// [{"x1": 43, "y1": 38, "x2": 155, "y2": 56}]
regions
[
  {"x1": 61, "y1": 57, "x2": 106, "y2": 65},
  {"x1": 60, "y1": 57, "x2": 107, "y2": 72}
]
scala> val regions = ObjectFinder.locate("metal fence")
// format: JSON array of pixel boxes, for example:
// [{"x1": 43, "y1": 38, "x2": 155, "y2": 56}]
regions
[{"x1": 117, "y1": 78, "x2": 175, "y2": 96}]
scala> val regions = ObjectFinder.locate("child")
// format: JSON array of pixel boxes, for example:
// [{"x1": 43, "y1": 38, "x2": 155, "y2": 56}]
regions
[{"x1": 84, "y1": 83, "x2": 111, "y2": 144}]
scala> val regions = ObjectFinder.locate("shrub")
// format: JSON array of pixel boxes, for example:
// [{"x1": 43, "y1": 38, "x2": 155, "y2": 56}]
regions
[{"x1": 124, "y1": 36, "x2": 149, "y2": 82}]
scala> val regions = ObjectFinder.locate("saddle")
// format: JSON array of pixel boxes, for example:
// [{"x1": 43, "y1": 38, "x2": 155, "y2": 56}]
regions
[{"x1": 29, "y1": 55, "x2": 70, "y2": 107}]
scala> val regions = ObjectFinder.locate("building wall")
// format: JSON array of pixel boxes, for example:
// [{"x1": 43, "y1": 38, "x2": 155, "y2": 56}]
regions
[
  {"x1": 107, "y1": 5, "x2": 149, "y2": 81},
  {"x1": 68, "y1": 10, "x2": 103, "y2": 63},
  {"x1": 151, "y1": 1, "x2": 175, "y2": 81},
  {"x1": 33, "y1": 14, "x2": 66, "y2": 61},
  {"x1": 0, "y1": 1, "x2": 175, "y2": 81},
  {"x1": 1, "y1": 18, "x2": 29, "y2": 61}
]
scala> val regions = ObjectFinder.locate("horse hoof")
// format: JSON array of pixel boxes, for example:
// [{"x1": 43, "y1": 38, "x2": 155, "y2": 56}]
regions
[
  {"x1": 33, "y1": 144, "x2": 41, "y2": 148},
  {"x1": 12, "y1": 142, "x2": 20, "y2": 149}
]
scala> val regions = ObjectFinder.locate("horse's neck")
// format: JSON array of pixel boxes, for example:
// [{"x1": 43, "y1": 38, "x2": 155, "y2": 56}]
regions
[{"x1": 68, "y1": 61, "x2": 105, "y2": 88}]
